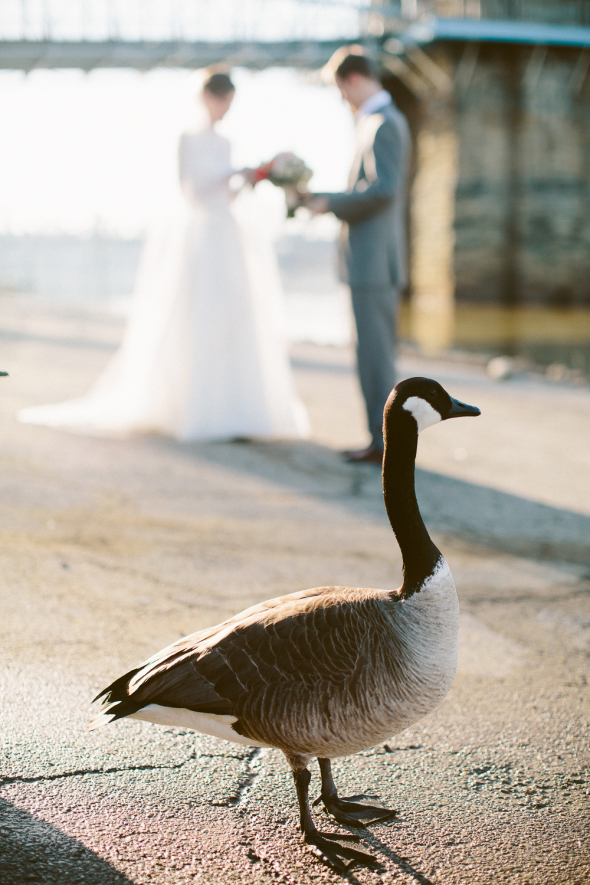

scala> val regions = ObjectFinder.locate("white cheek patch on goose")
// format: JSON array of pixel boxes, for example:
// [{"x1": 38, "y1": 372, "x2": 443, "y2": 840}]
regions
[{"x1": 403, "y1": 396, "x2": 442, "y2": 433}]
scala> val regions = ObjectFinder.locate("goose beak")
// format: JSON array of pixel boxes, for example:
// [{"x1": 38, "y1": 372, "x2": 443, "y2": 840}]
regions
[
  {"x1": 446, "y1": 397, "x2": 480, "y2": 419},
  {"x1": 0, "y1": 372, "x2": 8, "y2": 377}
]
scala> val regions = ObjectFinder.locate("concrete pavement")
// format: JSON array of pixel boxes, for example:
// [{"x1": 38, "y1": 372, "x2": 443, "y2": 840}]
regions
[{"x1": 0, "y1": 297, "x2": 589, "y2": 884}]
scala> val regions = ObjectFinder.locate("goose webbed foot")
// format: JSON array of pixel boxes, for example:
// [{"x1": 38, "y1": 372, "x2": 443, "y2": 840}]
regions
[
  {"x1": 293, "y1": 766, "x2": 380, "y2": 872},
  {"x1": 314, "y1": 792, "x2": 397, "y2": 827},
  {"x1": 315, "y1": 758, "x2": 397, "y2": 827},
  {"x1": 302, "y1": 826, "x2": 378, "y2": 873}
]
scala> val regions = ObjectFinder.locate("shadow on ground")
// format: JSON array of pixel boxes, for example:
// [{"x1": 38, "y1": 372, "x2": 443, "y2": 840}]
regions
[
  {"x1": 0, "y1": 799, "x2": 132, "y2": 885},
  {"x1": 154, "y1": 437, "x2": 590, "y2": 567}
]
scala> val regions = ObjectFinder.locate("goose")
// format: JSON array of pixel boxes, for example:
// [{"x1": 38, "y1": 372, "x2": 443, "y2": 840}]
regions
[{"x1": 90, "y1": 377, "x2": 480, "y2": 870}]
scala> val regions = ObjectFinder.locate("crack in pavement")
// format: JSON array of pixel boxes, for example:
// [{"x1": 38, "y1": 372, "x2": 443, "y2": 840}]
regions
[
  {"x1": 2, "y1": 744, "x2": 269, "y2": 805},
  {"x1": 0, "y1": 752, "x2": 198, "y2": 787},
  {"x1": 235, "y1": 747, "x2": 266, "y2": 806},
  {"x1": 196, "y1": 751, "x2": 250, "y2": 761},
  {"x1": 225, "y1": 750, "x2": 328, "y2": 885},
  {"x1": 229, "y1": 747, "x2": 308, "y2": 885},
  {"x1": 210, "y1": 747, "x2": 264, "y2": 807}
]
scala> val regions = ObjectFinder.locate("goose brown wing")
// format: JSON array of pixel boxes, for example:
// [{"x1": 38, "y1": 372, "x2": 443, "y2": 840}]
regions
[{"x1": 96, "y1": 586, "x2": 387, "y2": 722}]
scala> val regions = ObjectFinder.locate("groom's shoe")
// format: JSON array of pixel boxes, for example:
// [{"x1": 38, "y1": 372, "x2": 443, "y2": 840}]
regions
[{"x1": 341, "y1": 444, "x2": 384, "y2": 466}]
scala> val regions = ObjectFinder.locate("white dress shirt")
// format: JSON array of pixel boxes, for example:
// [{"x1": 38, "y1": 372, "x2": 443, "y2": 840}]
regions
[{"x1": 356, "y1": 89, "x2": 392, "y2": 120}]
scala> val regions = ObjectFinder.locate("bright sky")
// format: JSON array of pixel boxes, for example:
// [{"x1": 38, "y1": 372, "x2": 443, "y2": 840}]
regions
[{"x1": 0, "y1": 66, "x2": 356, "y2": 236}]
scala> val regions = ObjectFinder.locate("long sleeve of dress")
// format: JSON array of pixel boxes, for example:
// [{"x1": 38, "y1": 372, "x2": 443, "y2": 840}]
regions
[{"x1": 178, "y1": 131, "x2": 234, "y2": 200}]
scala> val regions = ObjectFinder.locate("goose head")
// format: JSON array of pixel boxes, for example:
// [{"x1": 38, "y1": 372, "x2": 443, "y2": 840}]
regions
[{"x1": 385, "y1": 377, "x2": 480, "y2": 438}]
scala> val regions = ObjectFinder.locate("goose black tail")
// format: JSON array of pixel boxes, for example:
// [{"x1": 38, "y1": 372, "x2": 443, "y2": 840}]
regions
[{"x1": 93, "y1": 667, "x2": 141, "y2": 704}]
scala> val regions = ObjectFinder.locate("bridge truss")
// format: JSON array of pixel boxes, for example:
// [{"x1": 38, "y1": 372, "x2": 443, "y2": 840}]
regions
[{"x1": 0, "y1": 0, "x2": 366, "y2": 70}]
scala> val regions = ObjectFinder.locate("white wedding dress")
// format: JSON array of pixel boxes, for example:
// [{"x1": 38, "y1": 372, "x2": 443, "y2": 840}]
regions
[{"x1": 19, "y1": 127, "x2": 309, "y2": 441}]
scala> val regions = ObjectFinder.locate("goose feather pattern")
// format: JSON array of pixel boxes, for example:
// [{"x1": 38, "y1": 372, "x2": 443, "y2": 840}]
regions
[{"x1": 93, "y1": 561, "x2": 458, "y2": 760}]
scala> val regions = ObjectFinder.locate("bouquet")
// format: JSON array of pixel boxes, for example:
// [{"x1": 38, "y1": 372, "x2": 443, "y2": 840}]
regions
[{"x1": 252, "y1": 152, "x2": 313, "y2": 217}]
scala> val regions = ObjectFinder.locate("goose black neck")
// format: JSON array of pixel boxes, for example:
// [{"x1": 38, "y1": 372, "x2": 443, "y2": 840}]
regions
[{"x1": 382, "y1": 410, "x2": 441, "y2": 597}]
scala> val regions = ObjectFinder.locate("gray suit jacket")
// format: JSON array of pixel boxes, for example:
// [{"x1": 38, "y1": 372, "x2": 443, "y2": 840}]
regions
[{"x1": 326, "y1": 101, "x2": 411, "y2": 290}]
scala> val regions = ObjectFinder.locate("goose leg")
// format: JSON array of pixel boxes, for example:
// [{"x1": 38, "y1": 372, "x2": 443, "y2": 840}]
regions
[
  {"x1": 314, "y1": 758, "x2": 397, "y2": 827},
  {"x1": 292, "y1": 767, "x2": 378, "y2": 871}
]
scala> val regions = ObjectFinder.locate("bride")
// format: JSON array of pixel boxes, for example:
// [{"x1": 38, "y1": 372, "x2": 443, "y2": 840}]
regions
[{"x1": 20, "y1": 72, "x2": 310, "y2": 442}]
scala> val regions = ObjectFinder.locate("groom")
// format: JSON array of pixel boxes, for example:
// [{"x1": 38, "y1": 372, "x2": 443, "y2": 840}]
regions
[{"x1": 308, "y1": 53, "x2": 411, "y2": 465}]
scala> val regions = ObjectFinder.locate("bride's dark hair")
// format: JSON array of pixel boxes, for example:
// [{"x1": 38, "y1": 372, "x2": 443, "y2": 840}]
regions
[{"x1": 203, "y1": 72, "x2": 235, "y2": 96}]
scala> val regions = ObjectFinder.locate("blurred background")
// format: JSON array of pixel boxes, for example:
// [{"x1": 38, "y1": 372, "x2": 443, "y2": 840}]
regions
[{"x1": 1, "y1": 0, "x2": 590, "y2": 375}]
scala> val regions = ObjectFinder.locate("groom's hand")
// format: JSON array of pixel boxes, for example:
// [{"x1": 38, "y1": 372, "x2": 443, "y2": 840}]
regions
[{"x1": 306, "y1": 195, "x2": 330, "y2": 215}]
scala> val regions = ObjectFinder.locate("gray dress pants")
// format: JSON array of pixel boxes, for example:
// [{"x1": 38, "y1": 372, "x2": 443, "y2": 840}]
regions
[{"x1": 351, "y1": 284, "x2": 398, "y2": 449}]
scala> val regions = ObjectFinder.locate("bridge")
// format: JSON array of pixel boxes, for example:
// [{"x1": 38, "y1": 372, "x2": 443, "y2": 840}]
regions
[
  {"x1": 0, "y1": 0, "x2": 366, "y2": 71},
  {"x1": 3, "y1": 1, "x2": 590, "y2": 73}
]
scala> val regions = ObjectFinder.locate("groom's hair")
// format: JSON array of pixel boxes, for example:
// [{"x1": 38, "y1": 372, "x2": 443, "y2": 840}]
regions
[
  {"x1": 335, "y1": 54, "x2": 380, "y2": 83},
  {"x1": 204, "y1": 72, "x2": 235, "y2": 96}
]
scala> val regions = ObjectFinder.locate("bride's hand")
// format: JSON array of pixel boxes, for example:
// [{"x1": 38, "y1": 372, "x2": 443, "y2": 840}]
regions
[{"x1": 240, "y1": 168, "x2": 258, "y2": 186}]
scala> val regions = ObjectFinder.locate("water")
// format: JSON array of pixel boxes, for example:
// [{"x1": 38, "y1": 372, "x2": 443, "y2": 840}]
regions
[{"x1": 0, "y1": 232, "x2": 351, "y2": 347}]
